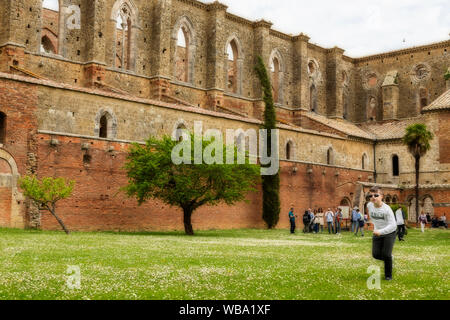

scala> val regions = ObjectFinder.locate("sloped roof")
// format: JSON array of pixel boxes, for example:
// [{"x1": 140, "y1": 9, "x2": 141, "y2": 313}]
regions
[
  {"x1": 358, "y1": 118, "x2": 425, "y2": 140},
  {"x1": 303, "y1": 111, "x2": 376, "y2": 140},
  {"x1": 422, "y1": 89, "x2": 450, "y2": 112}
]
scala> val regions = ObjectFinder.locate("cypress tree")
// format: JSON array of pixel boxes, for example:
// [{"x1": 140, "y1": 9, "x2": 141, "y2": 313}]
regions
[{"x1": 255, "y1": 56, "x2": 281, "y2": 229}]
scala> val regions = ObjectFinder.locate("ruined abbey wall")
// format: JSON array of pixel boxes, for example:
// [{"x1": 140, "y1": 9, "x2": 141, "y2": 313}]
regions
[
  {"x1": 0, "y1": 0, "x2": 449, "y2": 231},
  {"x1": 1, "y1": 0, "x2": 447, "y2": 123}
]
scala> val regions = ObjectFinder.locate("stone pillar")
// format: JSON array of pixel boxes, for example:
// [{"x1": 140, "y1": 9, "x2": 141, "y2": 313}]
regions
[
  {"x1": 292, "y1": 33, "x2": 310, "y2": 109},
  {"x1": 326, "y1": 47, "x2": 345, "y2": 118},
  {"x1": 151, "y1": 0, "x2": 172, "y2": 78},
  {"x1": 382, "y1": 71, "x2": 399, "y2": 120},
  {"x1": 205, "y1": 1, "x2": 227, "y2": 90},
  {"x1": 204, "y1": 1, "x2": 228, "y2": 109},
  {"x1": 83, "y1": 0, "x2": 107, "y2": 65},
  {"x1": 252, "y1": 20, "x2": 273, "y2": 99}
]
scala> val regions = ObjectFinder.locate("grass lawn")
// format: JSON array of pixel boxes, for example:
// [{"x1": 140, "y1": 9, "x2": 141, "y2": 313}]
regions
[{"x1": 0, "y1": 227, "x2": 448, "y2": 300}]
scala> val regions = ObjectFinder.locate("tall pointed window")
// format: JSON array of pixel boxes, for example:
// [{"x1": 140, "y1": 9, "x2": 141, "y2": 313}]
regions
[
  {"x1": 419, "y1": 88, "x2": 428, "y2": 110},
  {"x1": 0, "y1": 112, "x2": 6, "y2": 144},
  {"x1": 176, "y1": 27, "x2": 189, "y2": 82},
  {"x1": 310, "y1": 85, "x2": 317, "y2": 112},
  {"x1": 41, "y1": 0, "x2": 60, "y2": 54},
  {"x1": 112, "y1": 1, "x2": 138, "y2": 71},
  {"x1": 343, "y1": 93, "x2": 348, "y2": 119},
  {"x1": 226, "y1": 40, "x2": 239, "y2": 94},
  {"x1": 271, "y1": 57, "x2": 280, "y2": 103},
  {"x1": 115, "y1": 9, "x2": 132, "y2": 70}
]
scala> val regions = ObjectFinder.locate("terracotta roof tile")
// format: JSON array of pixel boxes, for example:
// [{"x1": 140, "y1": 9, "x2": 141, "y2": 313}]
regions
[
  {"x1": 303, "y1": 111, "x2": 376, "y2": 140},
  {"x1": 358, "y1": 118, "x2": 425, "y2": 140},
  {"x1": 422, "y1": 89, "x2": 450, "y2": 112}
]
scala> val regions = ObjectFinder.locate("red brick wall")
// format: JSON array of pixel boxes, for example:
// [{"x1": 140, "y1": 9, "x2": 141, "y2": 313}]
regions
[
  {"x1": 439, "y1": 112, "x2": 450, "y2": 164},
  {"x1": 36, "y1": 133, "x2": 375, "y2": 232},
  {"x1": 0, "y1": 78, "x2": 38, "y2": 175}
]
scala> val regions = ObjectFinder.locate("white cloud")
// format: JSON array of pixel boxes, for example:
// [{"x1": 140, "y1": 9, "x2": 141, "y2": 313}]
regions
[{"x1": 200, "y1": 0, "x2": 450, "y2": 57}]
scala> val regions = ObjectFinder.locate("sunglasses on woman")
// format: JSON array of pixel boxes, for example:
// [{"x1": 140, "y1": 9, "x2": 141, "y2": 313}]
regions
[{"x1": 370, "y1": 194, "x2": 380, "y2": 198}]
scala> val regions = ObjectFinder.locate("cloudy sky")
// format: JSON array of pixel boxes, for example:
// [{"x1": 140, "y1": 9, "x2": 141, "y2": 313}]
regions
[
  {"x1": 43, "y1": 0, "x2": 449, "y2": 57},
  {"x1": 207, "y1": 0, "x2": 450, "y2": 57}
]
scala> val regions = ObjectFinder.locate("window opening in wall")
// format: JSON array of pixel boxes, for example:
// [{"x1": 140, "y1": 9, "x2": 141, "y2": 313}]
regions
[
  {"x1": 310, "y1": 85, "x2": 317, "y2": 112},
  {"x1": 41, "y1": 0, "x2": 59, "y2": 54},
  {"x1": 176, "y1": 27, "x2": 189, "y2": 82},
  {"x1": 0, "y1": 112, "x2": 6, "y2": 144},
  {"x1": 286, "y1": 142, "x2": 292, "y2": 160},
  {"x1": 227, "y1": 41, "x2": 238, "y2": 94},
  {"x1": 271, "y1": 57, "x2": 280, "y2": 103},
  {"x1": 419, "y1": 88, "x2": 428, "y2": 110},
  {"x1": 392, "y1": 155, "x2": 400, "y2": 177},
  {"x1": 99, "y1": 115, "x2": 108, "y2": 138},
  {"x1": 115, "y1": 5, "x2": 132, "y2": 70}
]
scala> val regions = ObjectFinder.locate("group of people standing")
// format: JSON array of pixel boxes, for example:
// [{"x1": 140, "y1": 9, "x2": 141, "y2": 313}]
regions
[{"x1": 288, "y1": 207, "x2": 368, "y2": 236}]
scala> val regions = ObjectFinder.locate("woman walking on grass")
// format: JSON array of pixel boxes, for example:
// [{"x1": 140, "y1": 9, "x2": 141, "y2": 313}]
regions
[
  {"x1": 367, "y1": 186, "x2": 397, "y2": 281},
  {"x1": 419, "y1": 212, "x2": 428, "y2": 233}
]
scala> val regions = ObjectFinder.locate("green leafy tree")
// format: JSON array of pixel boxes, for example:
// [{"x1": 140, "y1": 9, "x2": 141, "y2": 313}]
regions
[
  {"x1": 124, "y1": 134, "x2": 261, "y2": 235},
  {"x1": 19, "y1": 176, "x2": 75, "y2": 234},
  {"x1": 403, "y1": 124, "x2": 434, "y2": 223},
  {"x1": 255, "y1": 55, "x2": 281, "y2": 229}
]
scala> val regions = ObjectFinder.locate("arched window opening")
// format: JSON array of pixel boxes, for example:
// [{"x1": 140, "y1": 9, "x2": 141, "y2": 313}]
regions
[
  {"x1": 176, "y1": 124, "x2": 187, "y2": 142},
  {"x1": 368, "y1": 96, "x2": 377, "y2": 121},
  {"x1": 392, "y1": 196, "x2": 398, "y2": 204},
  {"x1": 423, "y1": 196, "x2": 434, "y2": 217},
  {"x1": 176, "y1": 27, "x2": 189, "y2": 82},
  {"x1": 226, "y1": 40, "x2": 239, "y2": 94},
  {"x1": 271, "y1": 57, "x2": 280, "y2": 103},
  {"x1": 99, "y1": 115, "x2": 108, "y2": 138},
  {"x1": 115, "y1": 4, "x2": 133, "y2": 70},
  {"x1": 310, "y1": 85, "x2": 317, "y2": 112},
  {"x1": 392, "y1": 155, "x2": 400, "y2": 177},
  {"x1": 0, "y1": 112, "x2": 6, "y2": 144},
  {"x1": 286, "y1": 141, "x2": 292, "y2": 160},
  {"x1": 385, "y1": 195, "x2": 392, "y2": 204},
  {"x1": 419, "y1": 88, "x2": 428, "y2": 110},
  {"x1": 41, "y1": 0, "x2": 59, "y2": 54},
  {"x1": 343, "y1": 93, "x2": 348, "y2": 120},
  {"x1": 362, "y1": 154, "x2": 368, "y2": 170},
  {"x1": 41, "y1": 36, "x2": 56, "y2": 54},
  {"x1": 327, "y1": 148, "x2": 334, "y2": 165}
]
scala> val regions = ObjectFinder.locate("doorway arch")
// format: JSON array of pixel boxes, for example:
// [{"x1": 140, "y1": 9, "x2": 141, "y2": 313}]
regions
[{"x1": 0, "y1": 148, "x2": 25, "y2": 228}]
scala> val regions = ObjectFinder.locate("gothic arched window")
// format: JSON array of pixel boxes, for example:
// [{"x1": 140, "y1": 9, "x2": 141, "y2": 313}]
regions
[{"x1": 41, "y1": 0, "x2": 60, "y2": 54}]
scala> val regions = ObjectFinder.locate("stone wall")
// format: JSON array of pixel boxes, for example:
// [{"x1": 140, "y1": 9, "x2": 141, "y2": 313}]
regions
[{"x1": 1, "y1": 0, "x2": 447, "y2": 123}]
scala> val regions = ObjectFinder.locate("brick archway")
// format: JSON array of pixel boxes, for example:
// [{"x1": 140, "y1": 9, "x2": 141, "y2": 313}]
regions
[{"x1": 0, "y1": 148, "x2": 25, "y2": 228}]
